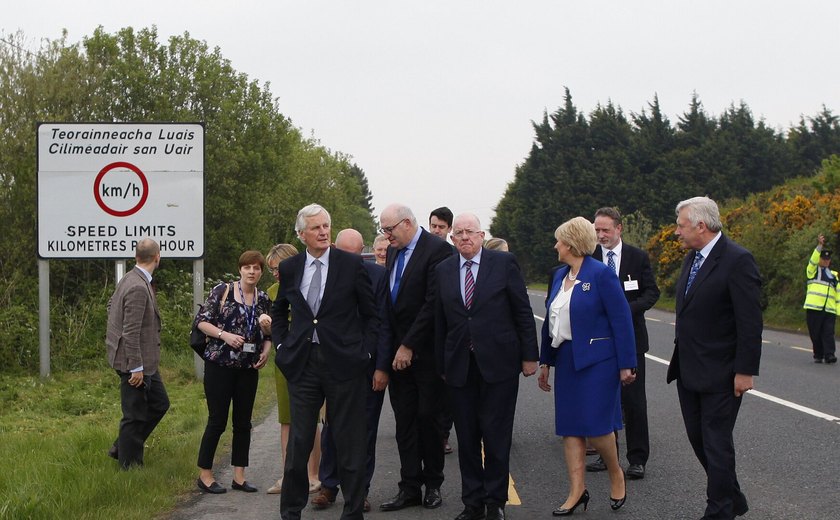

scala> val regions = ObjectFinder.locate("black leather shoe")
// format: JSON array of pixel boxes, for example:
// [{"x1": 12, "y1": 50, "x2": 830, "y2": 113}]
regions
[
  {"x1": 585, "y1": 456, "x2": 606, "y2": 472},
  {"x1": 553, "y1": 489, "x2": 589, "y2": 516},
  {"x1": 107, "y1": 445, "x2": 119, "y2": 460},
  {"x1": 815, "y1": 357, "x2": 824, "y2": 363},
  {"x1": 609, "y1": 494, "x2": 627, "y2": 511},
  {"x1": 196, "y1": 478, "x2": 227, "y2": 494},
  {"x1": 625, "y1": 464, "x2": 645, "y2": 480},
  {"x1": 486, "y1": 505, "x2": 505, "y2": 520},
  {"x1": 380, "y1": 490, "x2": 421, "y2": 511},
  {"x1": 424, "y1": 487, "x2": 443, "y2": 509},
  {"x1": 826, "y1": 355, "x2": 838, "y2": 364},
  {"x1": 231, "y1": 480, "x2": 258, "y2": 492},
  {"x1": 455, "y1": 506, "x2": 486, "y2": 520}
]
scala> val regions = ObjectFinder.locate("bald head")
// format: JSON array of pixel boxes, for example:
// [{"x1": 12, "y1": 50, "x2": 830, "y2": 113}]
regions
[
  {"x1": 335, "y1": 228, "x2": 365, "y2": 254},
  {"x1": 135, "y1": 238, "x2": 160, "y2": 272}
]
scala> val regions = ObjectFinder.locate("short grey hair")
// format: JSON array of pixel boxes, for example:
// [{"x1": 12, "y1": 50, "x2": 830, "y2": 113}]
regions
[
  {"x1": 295, "y1": 203, "x2": 331, "y2": 234},
  {"x1": 385, "y1": 203, "x2": 417, "y2": 226},
  {"x1": 675, "y1": 196, "x2": 722, "y2": 232}
]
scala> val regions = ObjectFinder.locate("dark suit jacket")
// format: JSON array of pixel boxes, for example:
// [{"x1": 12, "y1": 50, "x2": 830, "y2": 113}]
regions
[
  {"x1": 666, "y1": 234, "x2": 762, "y2": 393},
  {"x1": 593, "y1": 242, "x2": 660, "y2": 353},
  {"x1": 106, "y1": 267, "x2": 161, "y2": 375},
  {"x1": 271, "y1": 248, "x2": 379, "y2": 383},
  {"x1": 378, "y1": 229, "x2": 453, "y2": 370},
  {"x1": 364, "y1": 261, "x2": 388, "y2": 371},
  {"x1": 434, "y1": 249, "x2": 539, "y2": 387}
]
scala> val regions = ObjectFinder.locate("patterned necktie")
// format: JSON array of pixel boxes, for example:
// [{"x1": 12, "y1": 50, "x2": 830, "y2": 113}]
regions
[
  {"x1": 607, "y1": 250, "x2": 617, "y2": 276},
  {"x1": 306, "y1": 259, "x2": 322, "y2": 314},
  {"x1": 464, "y1": 260, "x2": 475, "y2": 309},
  {"x1": 685, "y1": 251, "x2": 704, "y2": 294},
  {"x1": 391, "y1": 248, "x2": 407, "y2": 304}
]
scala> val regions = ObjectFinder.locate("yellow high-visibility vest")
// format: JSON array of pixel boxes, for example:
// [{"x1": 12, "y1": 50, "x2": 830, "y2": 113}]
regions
[{"x1": 803, "y1": 248, "x2": 839, "y2": 314}]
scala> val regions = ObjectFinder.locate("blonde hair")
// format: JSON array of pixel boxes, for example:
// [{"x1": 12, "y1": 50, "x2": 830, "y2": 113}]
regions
[
  {"x1": 555, "y1": 217, "x2": 597, "y2": 257},
  {"x1": 484, "y1": 237, "x2": 509, "y2": 252},
  {"x1": 266, "y1": 243, "x2": 299, "y2": 265}
]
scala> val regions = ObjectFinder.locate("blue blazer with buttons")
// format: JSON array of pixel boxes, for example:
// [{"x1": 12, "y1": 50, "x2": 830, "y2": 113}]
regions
[{"x1": 539, "y1": 255, "x2": 637, "y2": 372}]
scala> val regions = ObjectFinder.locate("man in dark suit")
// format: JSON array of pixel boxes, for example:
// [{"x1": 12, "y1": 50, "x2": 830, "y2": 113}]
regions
[
  {"x1": 434, "y1": 213, "x2": 538, "y2": 520},
  {"x1": 312, "y1": 228, "x2": 389, "y2": 513},
  {"x1": 106, "y1": 238, "x2": 169, "y2": 469},
  {"x1": 377, "y1": 203, "x2": 453, "y2": 512},
  {"x1": 666, "y1": 196, "x2": 762, "y2": 520},
  {"x1": 587, "y1": 207, "x2": 660, "y2": 479},
  {"x1": 271, "y1": 204, "x2": 379, "y2": 520}
]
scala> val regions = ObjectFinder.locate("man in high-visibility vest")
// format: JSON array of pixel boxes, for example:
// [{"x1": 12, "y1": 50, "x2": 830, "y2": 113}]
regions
[{"x1": 803, "y1": 234, "x2": 839, "y2": 364}]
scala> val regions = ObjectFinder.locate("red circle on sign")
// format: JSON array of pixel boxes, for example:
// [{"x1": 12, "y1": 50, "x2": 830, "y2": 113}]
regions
[{"x1": 93, "y1": 161, "x2": 149, "y2": 217}]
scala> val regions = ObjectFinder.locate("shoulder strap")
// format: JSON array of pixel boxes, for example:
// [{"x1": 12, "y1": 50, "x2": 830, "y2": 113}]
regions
[{"x1": 218, "y1": 282, "x2": 232, "y2": 313}]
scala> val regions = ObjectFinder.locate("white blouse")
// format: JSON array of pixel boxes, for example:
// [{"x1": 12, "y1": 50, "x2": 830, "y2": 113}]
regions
[{"x1": 548, "y1": 276, "x2": 579, "y2": 347}]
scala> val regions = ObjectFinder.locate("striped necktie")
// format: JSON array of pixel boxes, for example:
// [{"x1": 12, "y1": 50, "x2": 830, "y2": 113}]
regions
[{"x1": 464, "y1": 260, "x2": 475, "y2": 309}]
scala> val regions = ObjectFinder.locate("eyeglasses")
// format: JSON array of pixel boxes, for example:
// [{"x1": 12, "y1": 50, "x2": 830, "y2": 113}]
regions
[
  {"x1": 451, "y1": 229, "x2": 480, "y2": 238},
  {"x1": 379, "y1": 219, "x2": 407, "y2": 235},
  {"x1": 268, "y1": 266, "x2": 280, "y2": 274}
]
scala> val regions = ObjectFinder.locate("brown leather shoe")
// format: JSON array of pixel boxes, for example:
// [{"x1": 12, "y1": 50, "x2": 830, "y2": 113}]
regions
[{"x1": 311, "y1": 487, "x2": 337, "y2": 509}]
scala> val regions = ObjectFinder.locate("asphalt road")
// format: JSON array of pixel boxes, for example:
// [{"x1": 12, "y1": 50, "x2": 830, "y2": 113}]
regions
[{"x1": 167, "y1": 290, "x2": 840, "y2": 520}]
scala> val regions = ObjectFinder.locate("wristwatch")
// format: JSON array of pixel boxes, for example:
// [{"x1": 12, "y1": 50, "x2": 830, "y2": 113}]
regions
[{"x1": 217, "y1": 329, "x2": 223, "y2": 339}]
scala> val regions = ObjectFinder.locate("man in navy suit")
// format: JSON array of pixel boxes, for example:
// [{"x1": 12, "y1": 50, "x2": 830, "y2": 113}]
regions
[
  {"x1": 666, "y1": 196, "x2": 762, "y2": 520},
  {"x1": 312, "y1": 228, "x2": 389, "y2": 513},
  {"x1": 588, "y1": 207, "x2": 660, "y2": 479},
  {"x1": 271, "y1": 204, "x2": 379, "y2": 520},
  {"x1": 434, "y1": 213, "x2": 538, "y2": 520},
  {"x1": 378, "y1": 203, "x2": 453, "y2": 512}
]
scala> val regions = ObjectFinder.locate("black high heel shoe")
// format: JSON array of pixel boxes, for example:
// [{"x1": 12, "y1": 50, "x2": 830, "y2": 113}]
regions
[
  {"x1": 552, "y1": 489, "x2": 590, "y2": 516},
  {"x1": 609, "y1": 494, "x2": 626, "y2": 511}
]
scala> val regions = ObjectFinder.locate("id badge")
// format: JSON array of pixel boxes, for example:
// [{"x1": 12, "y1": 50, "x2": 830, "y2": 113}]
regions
[{"x1": 243, "y1": 342, "x2": 256, "y2": 353}]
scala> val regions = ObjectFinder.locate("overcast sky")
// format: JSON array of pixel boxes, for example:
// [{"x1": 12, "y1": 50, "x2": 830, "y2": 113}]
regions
[{"x1": 5, "y1": 1, "x2": 839, "y2": 234}]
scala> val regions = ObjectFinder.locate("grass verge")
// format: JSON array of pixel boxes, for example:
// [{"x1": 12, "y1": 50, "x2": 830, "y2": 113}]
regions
[{"x1": 0, "y1": 351, "x2": 276, "y2": 520}]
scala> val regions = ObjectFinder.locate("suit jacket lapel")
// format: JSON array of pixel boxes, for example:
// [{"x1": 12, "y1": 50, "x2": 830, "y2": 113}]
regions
[
  {"x1": 290, "y1": 253, "x2": 313, "y2": 316},
  {"x1": 469, "y1": 251, "x2": 494, "y2": 312},
  {"x1": 320, "y1": 250, "x2": 340, "y2": 313},
  {"x1": 681, "y1": 236, "x2": 726, "y2": 308}
]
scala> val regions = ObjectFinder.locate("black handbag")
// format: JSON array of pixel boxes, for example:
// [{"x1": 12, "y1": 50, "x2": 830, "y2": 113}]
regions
[{"x1": 190, "y1": 282, "x2": 231, "y2": 355}]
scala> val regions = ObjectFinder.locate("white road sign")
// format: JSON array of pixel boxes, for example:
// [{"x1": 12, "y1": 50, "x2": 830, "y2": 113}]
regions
[{"x1": 37, "y1": 122, "x2": 204, "y2": 258}]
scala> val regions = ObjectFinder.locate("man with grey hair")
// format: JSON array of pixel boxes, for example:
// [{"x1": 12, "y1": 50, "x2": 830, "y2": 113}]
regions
[
  {"x1": 378, "y1": 203, "x2": 453, "y2": 512},
  {"x1": 667, "y1": 196, "x2": 762, "y2": 520},
  {"x1": 312, "y1": 228, "x2": 389, "y2": 513},
  {"x1": 272, "y1": 204, "x2": 379, "y2": 520}
]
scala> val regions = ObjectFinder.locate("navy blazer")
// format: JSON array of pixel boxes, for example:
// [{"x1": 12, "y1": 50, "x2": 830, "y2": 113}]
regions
[
  {"x1": 434, "y1": 249, "x2": 539, "y2": 387},
  {"x1": 593, "y1": 242, "x2": 660, "y2": 353},
  {"x1": 666, "y1": 234, "x2": 762, "y2": 393},
  {"x1": 539, "y1": 256, "x2": 637, "y2": 372},
  {"x1": 378, "y1": 229, "x2": 453, "y2": 370},
  {"x1": 271, "y1": 248, "x2": 379, "y2": 383}
]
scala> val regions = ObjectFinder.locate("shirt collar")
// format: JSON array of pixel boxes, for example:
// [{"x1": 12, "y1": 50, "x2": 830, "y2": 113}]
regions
[
  {"x1": 698, "y1": 232, "x2": 722, "y2": 259},
  {"x1": 306, "y1": 247, "x2": 330, "y2": 268},
  {"x1": 136, "y1": 266, "x2": 153, "y2": 283},
  {"x1": 405, "y1": 226, "x2": 422, "y2": 251},
  {"x1": 603, "y1": 240, "x2": 622, "y2": 256},
  {"x1": 460, "y1": 248, "x2": 483, "y2": 268}
]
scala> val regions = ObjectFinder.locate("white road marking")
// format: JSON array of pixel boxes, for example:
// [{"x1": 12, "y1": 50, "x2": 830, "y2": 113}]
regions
[{"x1": 644, "y1": 353, "x2": 840, "y2": 424}]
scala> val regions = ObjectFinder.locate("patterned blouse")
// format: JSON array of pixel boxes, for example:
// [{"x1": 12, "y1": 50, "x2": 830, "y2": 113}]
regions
[{"x1": 195, "y1": 282, "x2": 271, "y2": 369}]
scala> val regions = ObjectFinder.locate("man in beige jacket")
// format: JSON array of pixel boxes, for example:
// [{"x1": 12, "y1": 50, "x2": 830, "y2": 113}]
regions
[{"x1": 106, "y1": 238, "x2": 169, "y2": 469}]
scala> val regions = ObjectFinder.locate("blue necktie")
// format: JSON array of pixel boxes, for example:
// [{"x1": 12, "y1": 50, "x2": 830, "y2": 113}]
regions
[
  {"x1": 685, "y1": 251, "x2": 704, "y2": 294},
  {"x1": 607, "y1": 250, "x2": 617, "y2": 276},
  {"x1": 391, "y1": 248, "x2": 406, "y2": 303}
]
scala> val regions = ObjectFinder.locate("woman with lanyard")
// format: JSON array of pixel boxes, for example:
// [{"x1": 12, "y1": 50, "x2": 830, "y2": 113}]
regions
[{"x1": 195, "y1": 250, "x2": 273, "y2": 493}]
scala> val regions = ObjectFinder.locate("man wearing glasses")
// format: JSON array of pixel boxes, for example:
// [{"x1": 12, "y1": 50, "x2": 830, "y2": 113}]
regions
[{"x1": 377, "y1": 203, "x2": 453, "y2": 512}]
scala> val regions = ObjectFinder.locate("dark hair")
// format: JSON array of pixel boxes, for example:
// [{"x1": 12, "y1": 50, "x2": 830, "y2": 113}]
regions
[
  {"x1": 429, "y1": 206, "x2": 453, "y2": 227},
  {"x1": 594, "y1": 207, "x2": 622, "y2": 226},
  {"x1": 239, "y1": 250, "x2": 265, "y2": 267}
]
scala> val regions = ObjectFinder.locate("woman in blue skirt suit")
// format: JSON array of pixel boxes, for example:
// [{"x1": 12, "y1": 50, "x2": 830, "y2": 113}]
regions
[{"x1": 537, "y1": 217, "x2": 637, "y2": 516}]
